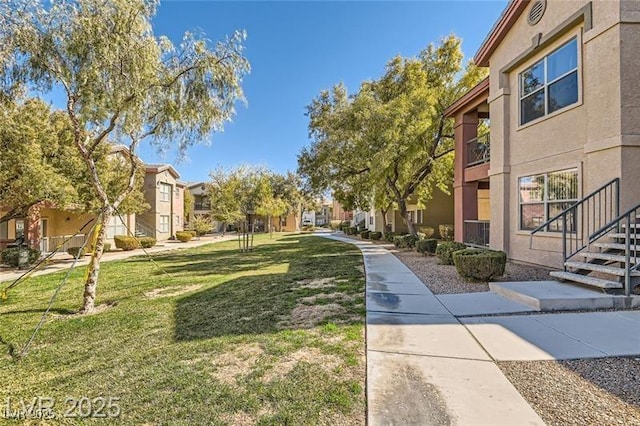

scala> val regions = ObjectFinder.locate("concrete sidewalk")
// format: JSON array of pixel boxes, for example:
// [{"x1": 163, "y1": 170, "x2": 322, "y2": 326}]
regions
[
  {"x1": 0, "y1": 234, "x2": 238, "y2": 284},
  {"x1": 322, "y1": 234, "x2": 545, "y2": 426}
]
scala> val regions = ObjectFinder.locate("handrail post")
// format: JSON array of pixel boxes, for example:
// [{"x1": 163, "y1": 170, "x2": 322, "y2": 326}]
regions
[
  {"x1": 625, "y1": 213, "x2": 631, "y2": 297},
  {"x1": 562, "y1": 215, "x2": 567, "y2": 270}
]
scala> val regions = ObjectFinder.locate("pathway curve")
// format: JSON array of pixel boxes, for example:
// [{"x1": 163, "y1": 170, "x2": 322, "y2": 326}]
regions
[{"x1": 321, "y1": 234, "x2": 544, "y2": 426}]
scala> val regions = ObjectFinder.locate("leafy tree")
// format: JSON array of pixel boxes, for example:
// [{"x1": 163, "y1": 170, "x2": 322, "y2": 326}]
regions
[
  {"x1": 299, "y1": 36, "x2": 486, "y2": 235},
  {"x1": 0, "y1": 0, "x2": 249, "y2": 313},
  {"x1": 183, "y1": 189, "x2": 194, "y2": 225}
]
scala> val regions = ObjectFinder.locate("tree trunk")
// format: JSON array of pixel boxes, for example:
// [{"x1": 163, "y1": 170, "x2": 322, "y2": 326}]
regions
[
  {"x1": 380, "y1": 208, "x2": 388, "y2": 237},
  {"x1": 80, "y1": 209, "x2": 111, "y2": 314},
  {"x1": 398, "y1": 198, "x2": 417, "y2": 235}
]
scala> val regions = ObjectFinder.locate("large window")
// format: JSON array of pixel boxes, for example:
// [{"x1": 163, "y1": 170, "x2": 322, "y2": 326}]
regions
[
  {"x1": 520, "y1": 38, "x2": 578, "y2": 125},
  {"x1": 106, "y1": 216, "x2": 127, "y2": 238},
  {"x1": 159, "y1": 183, "x2": 171, "y2": 202},
  {"x1": 519, "y1": 168, "x2": 578, "y2": 231},
  {"x1": 160, "y1": 215, "x2": 170, "y2": 233}
]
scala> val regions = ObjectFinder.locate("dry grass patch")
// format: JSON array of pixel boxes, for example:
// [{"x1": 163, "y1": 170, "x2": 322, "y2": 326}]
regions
[
  {"x1": 297, "y1": 277, "x2": 337, "y2": 289},
  {"x1": 209, "y1": 343, "x2": 265, "y2": 386},
  {"x1": 264, "y1": 347, "x2": 343, "y2": 382},
  {"x1": 144, "y1": 284, "x2": 202, "y2": 299},
  {"x1": 280, "y1": 303, "x2": 347, "y2": 329}
]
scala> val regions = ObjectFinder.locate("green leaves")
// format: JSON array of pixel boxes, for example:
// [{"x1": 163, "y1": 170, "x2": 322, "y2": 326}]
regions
[{"x1": 299, "y1": 35, "x2": 488, "y2": 231}]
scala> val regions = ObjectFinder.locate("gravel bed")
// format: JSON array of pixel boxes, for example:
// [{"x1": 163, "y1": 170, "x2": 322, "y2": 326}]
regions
[
  {"x1": 393, "y1": 250, "x2": 552, "y2": 294},
  {"x1": 498, "y1": 357, "x2": 640, "y2": 426}
]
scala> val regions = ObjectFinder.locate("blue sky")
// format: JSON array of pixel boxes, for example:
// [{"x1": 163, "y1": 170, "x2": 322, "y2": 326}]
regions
[{"x1": 79, "y1": 1, "x2": 511, "y2": 182}]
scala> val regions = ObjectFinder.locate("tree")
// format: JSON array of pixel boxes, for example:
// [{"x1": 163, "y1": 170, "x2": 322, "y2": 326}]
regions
[
  {"x1": 0, "y1": 0, "x2": 249, "y2": 313},
  {"x1": 299, "y1": 36, "x2": 486, "y2": 235},
  {"x1": 183, "y1": 189, "x2": 194, "y2": 225},
  {"x1": 208, "y1": 165, "x2": 271, "y2": 251}
]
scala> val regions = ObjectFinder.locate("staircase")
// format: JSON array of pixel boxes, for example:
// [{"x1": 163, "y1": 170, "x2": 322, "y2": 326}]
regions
[{"x1": 531, "y1": 178, "x2": 640, "y2": 296}]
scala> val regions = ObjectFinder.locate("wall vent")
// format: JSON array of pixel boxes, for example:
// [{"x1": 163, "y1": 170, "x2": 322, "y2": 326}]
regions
[{"x1": 528, "y1": 0, "x2": 546, "y2": 26}]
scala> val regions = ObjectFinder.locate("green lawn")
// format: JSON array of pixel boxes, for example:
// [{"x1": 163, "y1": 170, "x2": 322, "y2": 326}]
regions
[{"x1": 0, "y1": 233, "x2": 366, "y2": 425}]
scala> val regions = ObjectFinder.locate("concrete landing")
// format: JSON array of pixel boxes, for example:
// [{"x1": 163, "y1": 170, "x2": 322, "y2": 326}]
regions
[
  {"x1": 437, "y1": 291, "x2": 537, "y2": 316},
  {"x1": 490, "y1": 280, "x2": 640, "y2": 311},
  {"x1": 462, "y1": 311, "x2": 640, "y2": 361}
]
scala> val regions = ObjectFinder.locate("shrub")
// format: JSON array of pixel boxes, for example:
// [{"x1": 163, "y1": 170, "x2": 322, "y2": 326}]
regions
[
  {"x1": 114, "y1": 235, "x2": 139, "y2": 251},
  {"x1": 192, "y1": 214, "x2": 212, "y2": 236},
  {"x1": 175, "y1": 231, "x2": 193, "y2": 242},
  {"x1": 435, "y1": 241, "x2": 467, "y2": 265},
  {"x1": 403, "y1": 234, "x2": 421, "y2": 249},
  {"x1": 453, "y1": 249, "x2": 507, "y2": 281},
  {"x1": 417, "y1": 226, "x2": 435, "y2": 238},
  {"x1": 183, "y1": 230, "x2": 197, "y2": 237},
  {"x1": 67, "y1": 246, "x2": 85, "y2": 258},
  {"x1": 301, "y1": 225, "x2": 315, "y2": 232},
  {"x1": 439, "y1": 224, "x2": 454, "y2": 240},
  {"x1": 416, "y1": 239, "x2": 438, "y2": 254},
  {"x1": 370, "y1": 231, "x2": 382, "y2": 240},
  {"x1": 393, "y1": 235, "x2": 406, "y2": 248},
  {"x1": 348, "y1": 227, "x2": 358, "y2": 235},
  {"x1": 384, "y1": 232, "x2": 396, "y2": 242},
  {"x1": 360, "y1": 230, "x2": 370, "y2": 239},
  {"x1": 330, "y1": 220, "x2": 342, "y2": 230},
  {"x1": 138, "y1": 237, "x2": 157, "y2": 248},
  {"x1": 1, "y1": 247, "x2": 40, "y2": 267},
  {"x1": 103, "y1": 242, "x2": 111, "y2": 252}
]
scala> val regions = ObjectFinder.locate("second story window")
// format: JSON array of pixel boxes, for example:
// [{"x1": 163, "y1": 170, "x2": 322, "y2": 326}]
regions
[
  {"x1": 159, "y1": 183, "x2": 171, "y2": 202},
  {"x1": 520, "y1": 37, "x2": 578, "y2": 125}
]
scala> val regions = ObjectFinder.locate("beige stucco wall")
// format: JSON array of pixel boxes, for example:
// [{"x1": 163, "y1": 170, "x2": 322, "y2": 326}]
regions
[
  {"x1": 478, "y1": 189, "x2": 491, "y2": 221},
  {"x1": 486, "y1": 0, "x2": 639, "y2": 267},
  {"x1": 391, "y1": 187, "x2": 454, "y2": 237},
  {"x1": 139, "y1": 169, "x2": 184, "y2": 240}
]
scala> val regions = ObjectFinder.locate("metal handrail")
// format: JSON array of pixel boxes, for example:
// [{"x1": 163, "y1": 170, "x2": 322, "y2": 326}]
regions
[
  {"x1": 529, "y1": 178, "x2": 620, "y2": 266},
  {"x1": 466, "y1": 133, "x2": 491, "y2": 167}
]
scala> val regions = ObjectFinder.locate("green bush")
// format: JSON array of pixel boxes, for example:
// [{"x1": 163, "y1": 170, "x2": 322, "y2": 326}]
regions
[
  {"x1": 1, "y1": 247, "x2": 40, "y2": 267},
  {"x1": 439, "y1": 224, "x2": 454, "y2": 240},
  {"x1": 184, "y1": 229, "x2": 198, "y2": 238},
  {"x1": 435, "y1": 241, "x2": 467, "y2": 265},
  {"x1": 67, "y1": 246, "x2": 85, "y2": 258},
  {"x1": 416, "y1": 239, "x2": 438, "y2": 254},
  {"x1": 329, "y1": 220, "x2": 342, "y2": 230},
  {"x1": 348, "y1": 227, "x2": 358, "y2": 235},
  {"x1": 360, "y1": 230, "x2": 370, "y2": 239},
  {"x1": 403, "y1": 234, "x2": 421, "y2": 248},
  {"x1": 370, "y1": 231, "x2": 382, "y2": 240},
  {"x1": 301, "y1": 225, "x2": 315, "y2": 232},
  {"x1": 393, "y1": 235, "x2": 406, "y2": 248},
  {"x1": 453, "y1": 249, "x2": 507, "y2": 281},
  {"x1": 384, "y1": 232, "x2": 396, "y2": 242},
  {"x1": 417, "y1": 226, "x2": 435, "y2": 238},
  {"x1": 138, "y1": 237, "x2": 157, "y2": 248},
  {"x1": 175, "y1": 231, "x2": 193, "y2": 242},
  {"x1": 103, "y1": 242, "x2": 111, "y2": 252},
  {"x1": 114, "y1": 235, "x2": 138, "y2": 251}
]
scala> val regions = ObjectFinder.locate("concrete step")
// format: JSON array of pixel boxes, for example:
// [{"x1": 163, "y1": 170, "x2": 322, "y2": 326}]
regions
[
  {"x1": 579, "y1": 251, "x2": 640, "y2": 263},
  {"x1": 489, "y1": 281, "x2": 630, "y2": 311},
  {"x1": 608, "y1": 233, "x2": 640, "y2": 239},
  {"x1": 549, "y1": 271, "x2": 622, "y2": 289},
  {"x1": 591, "y1": 242, "x2": 640, "y2": 251},
  {"x1": 564, "y1": 261, "x2": 640, "y2": 277}
]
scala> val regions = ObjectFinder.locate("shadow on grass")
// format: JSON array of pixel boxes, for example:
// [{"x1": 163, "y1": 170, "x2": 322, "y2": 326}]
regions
[{"x1": 173, "y1": 237, "x2": 364, "y2": 341}]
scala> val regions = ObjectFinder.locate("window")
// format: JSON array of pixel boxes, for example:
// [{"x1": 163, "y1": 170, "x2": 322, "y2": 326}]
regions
[
  {"x1": 520, "y1": 38, "x2": 578, "y2": 125},
  {"x1": 175, "y1": 187, "x2": 180, "y2": 199},
  {"x1": 175, "y1": 215, "x2": 180, "y2": 225},
  {"x1": 105, "y1": 216, "x2": 127, "y2": 238},
  {"x1": 519, "y1": 168, "x2": 578, "y2": 231},
  {"x1": 369, "y1": 215, "x2": 373, "y2": 225},
  {"x1": 409, "y1": 211, "x2": 416, "y2": 223},
  {"x1": 160, "y1": 215, "x2": 170, "y2": 233},
  {"x1": 416, "y1": 210, "x2": 424, "y2": 224},
  {"x1": 159, "y1": 183, "x2": 171, "y2": 202}
]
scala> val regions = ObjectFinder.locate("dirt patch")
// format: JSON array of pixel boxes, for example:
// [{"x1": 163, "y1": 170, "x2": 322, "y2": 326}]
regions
[
  {"x1": 144, "y1": 284, "x2": 202, "y2": 299},
  {"x1": 264, "y1": 347, "x2": 342, "y2": 382},
  {"x1": 208, "y1": 343, "x2": 264, "y2": 386},
  {"x1": 300, "y1": 293, "x2": 355, "y2": 304},
  {"x1": 296, "y1": 277, "x2": 337, "y2": 289},
  {"x1": 51, "y1": 301, "x2": 117, "y2": 319},
  {"x1": 279, "y1": 303, "x2": 347, "y2": 329}
]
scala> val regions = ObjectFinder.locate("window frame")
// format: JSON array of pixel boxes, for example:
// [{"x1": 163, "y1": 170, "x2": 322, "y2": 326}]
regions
[
  {"x1": 519, "y1": 37, "x2": 579, "y2": 126},
  {"x1": 159, "y1": 215, "x2": 170, "y2": 233},
  {"x1": 159, "y1": 183, "x2": 171, "y2": 202},
  {"x1": 518, "y1": 168, "x2": 579, "y2": 232}
]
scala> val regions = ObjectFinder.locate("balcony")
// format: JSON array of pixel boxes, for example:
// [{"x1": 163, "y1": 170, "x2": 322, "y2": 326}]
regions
[
  {"x1": 463, "y1": 220, "x2": 490, "y2": 247},
  {"x1": 194, "y1": 202, "x2": 211, "y2": 211},
  {"x1": 466, "y1": 133, "x2": 490, "y2": 167}
]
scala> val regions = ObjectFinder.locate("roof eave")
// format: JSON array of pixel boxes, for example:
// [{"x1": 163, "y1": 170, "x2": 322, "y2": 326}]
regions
[{"x1": 474, "y1": 0, "x2": 529, "y2": 67}]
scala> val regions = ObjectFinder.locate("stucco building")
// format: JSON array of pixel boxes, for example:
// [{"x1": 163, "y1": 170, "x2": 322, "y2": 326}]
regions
[
  {"x1": 447, "y1": 0, "x2": 640, "y2": 293},
  {"x1": 136, "y1": 164, "x2": 185, "y2": 240}
]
